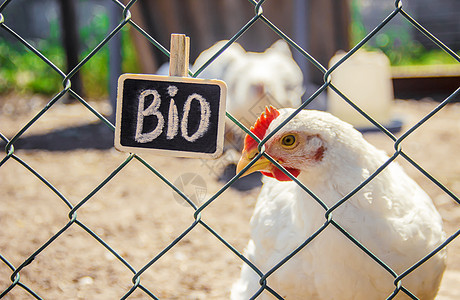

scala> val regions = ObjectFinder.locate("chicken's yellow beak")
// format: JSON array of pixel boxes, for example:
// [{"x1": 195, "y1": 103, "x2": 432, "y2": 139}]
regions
[{"x1": 236, "y1": 150, "x2": 272, "y2": 178}]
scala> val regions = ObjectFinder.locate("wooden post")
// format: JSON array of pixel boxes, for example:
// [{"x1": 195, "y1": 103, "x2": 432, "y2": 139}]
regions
[
  {"x1": 308, "y1": 0, "x2": 350, "y2": 85},
  {"x1": 109, "y1": 4, "x2": 122, "y2": 123},
  {"x1": 169, "y1": 34, "x2": 190, "y2": 77},
  {"x1": 59, "y1": 0, "x2": 84, "y2": 98}
]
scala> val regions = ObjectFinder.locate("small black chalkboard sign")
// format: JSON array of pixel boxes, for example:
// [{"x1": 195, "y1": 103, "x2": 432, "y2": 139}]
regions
[{"x1": 115, "y1": 74, "x2": 227, "y2": 158}]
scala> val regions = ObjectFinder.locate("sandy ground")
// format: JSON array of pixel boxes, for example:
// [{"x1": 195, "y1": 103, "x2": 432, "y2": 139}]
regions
[{"x1": 0, "y1": 95, "x2": 459, "y2": 299}]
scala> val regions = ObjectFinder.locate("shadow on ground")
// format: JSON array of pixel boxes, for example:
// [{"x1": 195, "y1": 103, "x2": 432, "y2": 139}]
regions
[
  {"x1": 1, "y1": 122, "x2": 262, "y2": 191},
  {"x1": 1, "y1": 122, "x2": 114, "y2": 151},
  {"x1": 218, "y1": 163, "x2": 263, "y2": 191}
]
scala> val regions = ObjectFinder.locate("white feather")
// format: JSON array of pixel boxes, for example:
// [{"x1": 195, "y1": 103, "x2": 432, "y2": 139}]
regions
[
  {"x1": 231, "y1": 109, "x2": 446, "y2": 299},
  {"x1": 192, "y1": 40, "x2": 304, "y2": 129}
]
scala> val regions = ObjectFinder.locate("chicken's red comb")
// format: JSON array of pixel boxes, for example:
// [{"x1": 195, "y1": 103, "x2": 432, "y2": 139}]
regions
[{"x1": 244, "y1": 106, "x2": 280, "y2": 152}]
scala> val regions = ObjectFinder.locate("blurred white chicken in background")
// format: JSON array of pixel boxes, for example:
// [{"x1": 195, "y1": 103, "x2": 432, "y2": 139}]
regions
[
  {"x1": 192, "y1": 40, "x2": 304, "y2": 142},
  {"x1": 231, "y1": 106, "x2": 447, "y2": 299}
]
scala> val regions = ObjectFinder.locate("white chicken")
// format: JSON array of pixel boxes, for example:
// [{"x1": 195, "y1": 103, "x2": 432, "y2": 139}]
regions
[
  {"x1": 192, "y1": 40, "x2": 304, "y2": 129},
  {"x1": 232, "y1": 106, "x2": 446, "y2": 299}
]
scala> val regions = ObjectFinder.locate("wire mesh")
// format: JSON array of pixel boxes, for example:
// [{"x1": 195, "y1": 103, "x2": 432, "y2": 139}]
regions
[{"x1": 0, "y1": 0, "x2": 459, "y2": 299}]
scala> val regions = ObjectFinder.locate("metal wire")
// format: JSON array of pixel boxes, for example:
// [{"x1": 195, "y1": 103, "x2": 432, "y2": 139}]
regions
[{"x1": 0, "y1": 0, "x2": 459, "y2": 299}]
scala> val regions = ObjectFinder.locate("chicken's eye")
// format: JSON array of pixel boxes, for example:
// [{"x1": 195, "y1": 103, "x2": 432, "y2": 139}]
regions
[{"x1": 281, "y1": 134, "x2": 297, "y2": 148}]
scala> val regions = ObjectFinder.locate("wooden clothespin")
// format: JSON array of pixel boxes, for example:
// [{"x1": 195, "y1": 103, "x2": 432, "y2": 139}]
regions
[{"x1": 169, "y1": 34, "x2": 190, "y2": 77}]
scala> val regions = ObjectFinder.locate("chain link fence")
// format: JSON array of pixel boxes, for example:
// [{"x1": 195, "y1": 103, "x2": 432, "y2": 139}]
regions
[{"x1": 1, "y1": 0, "x2": 459, "y2": 299}]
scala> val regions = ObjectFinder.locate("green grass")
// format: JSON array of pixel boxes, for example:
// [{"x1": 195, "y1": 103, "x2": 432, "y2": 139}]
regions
[
  {"x1": 350, "y1": 0, "x2": 459, "y2": 67},
  {"x1": 0, "y1": 11, "x2": 140, "y2": 97},
  {"x1": 0, "y1": 40, "x2": 65, "y2": 94},
  {"x1": 372, "y1": 30, "x2": 460, "y2": 66}
]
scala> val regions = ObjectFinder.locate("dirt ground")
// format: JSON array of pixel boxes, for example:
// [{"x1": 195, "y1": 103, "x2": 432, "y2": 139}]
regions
[{"x1": 0, "y1": 95, "x2": 459, "y2": 299}]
